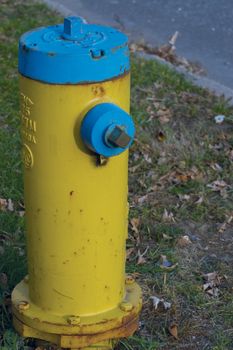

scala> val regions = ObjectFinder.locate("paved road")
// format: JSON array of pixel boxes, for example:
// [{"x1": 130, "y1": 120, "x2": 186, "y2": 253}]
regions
[{"x1": 45, "y1": 0, "x2": 233, "y2": 90}]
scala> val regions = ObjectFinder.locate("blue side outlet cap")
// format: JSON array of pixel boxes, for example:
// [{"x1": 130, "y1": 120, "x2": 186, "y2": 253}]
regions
[
  {"x1": 81, "y1": 103, "x2": 135, "y2": 157},
  {"x1": 18, "y1": 16, "x2": 130, "y2": 84}
]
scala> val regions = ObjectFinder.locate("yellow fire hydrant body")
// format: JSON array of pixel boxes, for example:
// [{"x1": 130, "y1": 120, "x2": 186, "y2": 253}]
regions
[{"x1": 12, "y1": 17, "x2": 141, "y2": 349}]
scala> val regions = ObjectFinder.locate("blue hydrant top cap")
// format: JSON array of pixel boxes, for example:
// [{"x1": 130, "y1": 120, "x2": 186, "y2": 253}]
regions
[{"x1": 19, "y1": 16, "x2": 130, "y2": 84}]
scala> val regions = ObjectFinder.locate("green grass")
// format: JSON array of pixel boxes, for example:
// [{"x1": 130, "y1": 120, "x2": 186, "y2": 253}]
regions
[{"x1": 1, "y1": 0, "x2": 233, "y2": 349}]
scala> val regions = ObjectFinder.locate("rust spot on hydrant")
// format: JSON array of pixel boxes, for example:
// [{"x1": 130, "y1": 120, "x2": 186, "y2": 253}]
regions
[{"x1": 92, "y1": 85, "x2": 105, "y2": 97}]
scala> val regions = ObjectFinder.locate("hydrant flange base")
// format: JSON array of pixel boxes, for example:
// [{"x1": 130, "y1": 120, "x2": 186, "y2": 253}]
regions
[{"x1": 12, "y1": 278, "x2": 142, "y2": 348}]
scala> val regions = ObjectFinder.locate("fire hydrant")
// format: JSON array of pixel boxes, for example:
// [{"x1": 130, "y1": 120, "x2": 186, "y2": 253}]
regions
[{"x1": 12, "y1": 16, "x2": 142, "y2": 349}]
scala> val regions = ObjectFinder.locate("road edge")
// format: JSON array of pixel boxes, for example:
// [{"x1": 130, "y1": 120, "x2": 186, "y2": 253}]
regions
[{"x1": 39, "y1": 0, "x2": 233, "y2": 103}]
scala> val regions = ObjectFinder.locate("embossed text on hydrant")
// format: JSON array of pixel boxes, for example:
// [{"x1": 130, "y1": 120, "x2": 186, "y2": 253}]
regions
[{"x1": 20, "y1": 92, "x2": 37, "y2": 144}]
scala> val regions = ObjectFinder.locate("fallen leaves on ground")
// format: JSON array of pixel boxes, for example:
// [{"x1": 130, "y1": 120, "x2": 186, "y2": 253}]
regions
[
  {"x1": 137, "y1": 247, "x2": 149, "y2": 265},
  {"x1": 137, "y1": 194, "x2": 149, "y2": 205},
  {"x1": 210, "y1": 163, "x2": 223, "y2": 172},
  {"x1": 126, "y1": 247, "x2": 135, "y2": 259},
  {"x1": 130, "y1": 217, "x2": 141, "y2": 244},
  {"x1": 203, "y1": 271, "x2": 222, "y2": 297},
  {"x1": 0, "y1": 197, "x2": 25, "y2": 216},
  {"x1": 150, "y1": 295, "x2": 172, "y2": 311},
  {"x1": 177, "y1": 235, "x2": 192, "y2": 247},
  {"x1": 218, "y1": 213, "x2": 233, "y2": 233},
  {"x1": 146, "y1": 104, "x2": 172, "y2": 124},
  {"x1": 162, "y1": 209, "x2": 175, "y2": 223},
  {"x1": 207, "y1": 180, "x2": 229, "y2": 198},
  {"x1": 0, "y1": 198, "x2": 14, "y2": 211},
  {"x1": 157, "y1": 130, "x2": 167, "y2": 142},
  {"x1": 130, "y1": 31, "x2": 205, "y2": 75},
  {"x1": 158, "y1": 167, "x2": 203, "y2": 187},
  {"x1": 195, "y1": 196, "x2": 204, "y2": 204},
  {"x1": 168, "y1": 322, "x2": 179, "y2": 339},
  {"x1": 130, "y1": 217, "x2": 140, "y2": 234}
]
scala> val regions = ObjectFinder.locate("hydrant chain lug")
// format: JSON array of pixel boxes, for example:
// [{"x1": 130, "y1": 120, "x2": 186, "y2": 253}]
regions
[{"x1": 12, "y1": 15, "x2": 142, "y2": 350}]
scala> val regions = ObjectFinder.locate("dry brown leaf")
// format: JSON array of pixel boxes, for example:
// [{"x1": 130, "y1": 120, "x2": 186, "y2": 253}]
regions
[
  {"x1": 177, "y1": 235, "x2": 192, "y2": 247},
  {"x1": 150, "y1": 295, "x2": 172, "y2": 311},
  {"x1": 150, "y1": 296, "x2": 160, "y2": 310},
  {"x1": 190, "y1": 166, "x2": 203, "y2": 179},
  {"x1": 203, "y1": 281, "x2": 220, "y2": 297},
  {"x1": 137, "y1": 254, "x2": 147, "y2": 265},
  {"x1": 207, "y1": 180, "x2": 228, "y2": 191},
  {"x1": 126, "y1": 247, "x2": 135, "y2": 259},
  {"x1": 171, "y1": 167, "x2": 203, "y2": 184},
  {"x1": 169, "y1": 31, "x2": 179, "y2": 47},
  {"x1": 218, "y1": 222, "x2": 227, "y2": 234},
  {"x1": 178, "y1": 194, "x2": 191, "y2": 201},
  {"x1": 168, "y1": 323, "x2": 178, "y2": 339},
  {"x1": 144, "y1": 153, "x2": 152, "y2": 163},
  {"x1": 0, "y1": 198, "x2": 14, "y2": 212},
  {"x1": 218, "y1": 214, "x2": 233, "y2": 233},
  {"x1": 164, "y1": 168, "x2": 202, "y2": 186},
  {"x1": 204, "y1": 271, "x2": 221, "y2": 283},
  {"x1": 157, "y1": 131, "x2": 166, "y2": 142},
  {"x1": 147, "y1": 184, "x2": 158, "y2": 192},
  {"x1": 162, "y1": 209, "x2": 175, "y2": 223},
  {"x1": 207, "y1": 180, "x2": 229, "y2": 198},
  {"x1": 206, "y1": 287, "x2": 220, "y2": 297},
  {"x1": 137, "y1": 247, "x2": 149, "y2": 265},
  {"x1": 195, "y1": 196, "x2": 204, "y2": 204},
  {"x1": 130, "y1": 218, "x2": 140, "y2": 234},
  {"x1": 7, "y1": 198, "x2": 14, "y2": 211},
  {"x1": 0, "y1": 198, "x2": 7, "y2": 211},
  {"x1": 129, "y1": 163, "x2": 141, "y2": 173},
  {"x1": 157, "y1": 109, "x2": 172, "y2": 124},
  {"x1": 129, "y1": 31, "x2": 204, "y2": 73},
  {"x1": 175, "y1": 173, "x2": 190, "y2": 182},
  {"x1": 130, "y1": 272, "x2": 141, "y2": 278},
  {"x1": 209, "y1": 143, "x2": 223, "y2": 151},
  {"x1": 210, "y1": 163, "x2": 223, "y2": 172},
  {"x1": 203, "y1": 271, "x2": 222, "y2": 297},
  {"x1": 137, "y1": 194, "x2": 148, "y2": 204},
  {"x1": 162, "y1": 233, "x2": 173, "y2": 240}
]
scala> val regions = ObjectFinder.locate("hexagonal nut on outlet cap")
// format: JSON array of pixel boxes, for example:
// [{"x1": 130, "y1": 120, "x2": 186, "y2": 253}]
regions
[{"x1": 81, "y1": 103, "x2": 135, "y2": 158}]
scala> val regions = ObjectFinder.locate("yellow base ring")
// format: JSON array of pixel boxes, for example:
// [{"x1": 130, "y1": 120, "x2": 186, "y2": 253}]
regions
[{"x1": 12, "y1": 277, "x2": 142, "y2": 349}]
